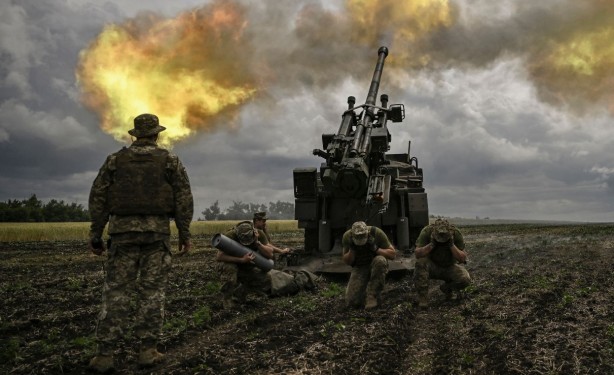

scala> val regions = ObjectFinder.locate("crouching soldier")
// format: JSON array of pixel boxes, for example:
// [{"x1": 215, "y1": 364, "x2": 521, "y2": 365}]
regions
[
  {"x1": 215, "y1": 221, "x2": 317, "y2": 309},
  {"x1": 342, "y1": 221, "x2": 396, "y2": 310},
  {"x1": 252, "y1": 211, "x2": 291, "y2": 254},
  {"x1": 414, "y1": 218, "x2": 471, "y2": 308}
]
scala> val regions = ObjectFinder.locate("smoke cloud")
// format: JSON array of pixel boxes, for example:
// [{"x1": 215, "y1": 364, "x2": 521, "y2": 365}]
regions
[{"x1": 77, "y1": 0, "x2": 614, "y2": 146}]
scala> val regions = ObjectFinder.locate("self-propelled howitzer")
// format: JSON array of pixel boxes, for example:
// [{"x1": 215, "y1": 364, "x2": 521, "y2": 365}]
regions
[{"x1": 291, "y1": 46, "x2": 429, "y2": 274}]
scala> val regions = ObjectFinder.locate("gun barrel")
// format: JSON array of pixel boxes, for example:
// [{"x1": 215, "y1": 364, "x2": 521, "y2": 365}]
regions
[
  {"x1": 349, "y1": 47, "x2": 389, "y2": 158},
  {"x1": 366, "y1": 47, "x2": 389, "y2": 106}
]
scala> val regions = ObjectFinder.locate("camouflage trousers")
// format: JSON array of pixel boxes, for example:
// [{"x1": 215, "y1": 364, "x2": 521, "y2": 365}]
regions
[
  {"x1": 345, "y1": 255, "x2": 389, "y2": 308},
  {"x1": 95, "y1": 236, "x2": 171, "y2": 354},
  {"x1": 215, "y1": 263, "x2": 317, "y2": 301},
  {"x1": 414, "y1": 257, "x2": 471, "y2": 300},
  {"x1": 268, "y1": 269, "x2": 318, "y2": 297},
  {"x1": 216, "y1": 263, "x2": 271, "y2": 301}
]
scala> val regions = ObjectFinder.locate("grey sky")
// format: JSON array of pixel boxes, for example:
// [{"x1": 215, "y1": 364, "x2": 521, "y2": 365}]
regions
[{"x1": 1, "y1": 0, "x2": 613, "y2": 222}]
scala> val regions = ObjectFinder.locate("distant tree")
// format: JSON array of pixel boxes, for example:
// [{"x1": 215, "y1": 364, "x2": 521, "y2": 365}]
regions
[
  {"x1": 225, "y1": 201, "x2": 251, "y2": 220},
  {"x1": 24, "y1": 194, "x2": 44, "y2": 221},
  {"x1": 268, "y1": 201, "x2": 294, "y2": 219},
  {"x1": 43, "y1": 199, "x2": 68, "y2": 222},
  {"x1": 249, "y1": 203, "x2": 267, "y2": 217},
  {"x1": 4, "y1": 205, "x2": 29, "y2": 222},
  {"x1": 200, "y1": 200, "x2": 295, "y2": 220},
  {"x1": 202, "y1": 200, "x2": 222, "y2": 221},
  {"x1": 65, "y1": 202, "x2": 89, "y2": 221}
]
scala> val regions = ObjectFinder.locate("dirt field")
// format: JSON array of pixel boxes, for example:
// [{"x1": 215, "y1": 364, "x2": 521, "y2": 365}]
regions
[{"x1": 1, "y1": 223, "x2": 613, "y2": 374}]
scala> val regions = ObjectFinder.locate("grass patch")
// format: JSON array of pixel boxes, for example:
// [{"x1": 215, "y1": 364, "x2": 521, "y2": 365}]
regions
[
  {"x1": 71, "y1": 336, "x2": 95, "y2": 348},
  {"x1": 0, "y1": 337, "x2": 21, "y2": 363},
  {"x1": 320, "y1": 282, "x2": 344, "y2": 298},
  {"x1": 192, "y1": 306, "x2": 212, "y2": 327},
  {"x1": 559, "y1": 293, "x2": 575, "y2": 307},
  {"x1": 274, "y1": 294, "x2": 318, "y2": 313},
  {"x1": 66, "y1": 277, "x2": 85, "y2": 291},
  {"x1": 202, "y1": 281, "x2": 221, "y2": 295},
  {"x1": 319, "y1": 320, "x2": 346, "y2": 337},
  {"x1": 531, "y1": 275, "x2": 555, "y2": 289},
  {"x1": 163, "y1": 317, "x2": 188, "y2": 335}
]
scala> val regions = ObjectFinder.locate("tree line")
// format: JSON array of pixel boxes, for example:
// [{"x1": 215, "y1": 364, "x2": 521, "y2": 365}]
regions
[
  {"x1": 0, "y1": 195, "x2": 295, "y2": 222},
  {"x1": 0, "y1": 194, "x2": 89, "y2": 222}
]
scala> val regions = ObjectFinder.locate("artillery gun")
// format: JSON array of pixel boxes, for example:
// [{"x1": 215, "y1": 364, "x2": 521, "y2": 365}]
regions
[{"x1": 291, "y1": 46, "x2": 429, "y2": 274}]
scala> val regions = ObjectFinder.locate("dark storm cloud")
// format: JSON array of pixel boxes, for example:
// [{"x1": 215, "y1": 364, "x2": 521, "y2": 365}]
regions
[
  {"x1": 0, "y1": 0, "x2": 124, "y2": 202},
  {"x1": 1, "y1": 0, "x2": 613, "y2": 222}
]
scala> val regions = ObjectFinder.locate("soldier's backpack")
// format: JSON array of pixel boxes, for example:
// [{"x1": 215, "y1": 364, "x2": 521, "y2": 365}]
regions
[{"x1": 107, "y1": 147, "x2": 174, "y2": 215}]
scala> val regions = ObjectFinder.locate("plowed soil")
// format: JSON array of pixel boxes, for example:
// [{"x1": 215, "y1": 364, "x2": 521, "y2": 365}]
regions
[{"x1": 1, "y1": 223, "x2": 613, "y2": 374}]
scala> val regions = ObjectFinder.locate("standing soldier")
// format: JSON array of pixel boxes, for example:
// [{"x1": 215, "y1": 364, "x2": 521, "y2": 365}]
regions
[
  {"x1": 341, "y1": 221, "x2": 396, "y2": 309},
  {"x1": 413, "y1": 218, "x2": 471, "y2": 308},
  {"x1": 87, "y1": 113, "x2": 193, "y2": 373}
]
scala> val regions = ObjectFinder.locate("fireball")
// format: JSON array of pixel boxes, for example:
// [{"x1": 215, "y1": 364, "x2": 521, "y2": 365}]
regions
[{"x1": 76, "y1": 0, "x2": 258, "y2": 147}]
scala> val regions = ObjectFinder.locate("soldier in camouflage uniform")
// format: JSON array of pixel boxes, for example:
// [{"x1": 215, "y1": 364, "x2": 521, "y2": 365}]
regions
[
  {"x1": 341, "y1": 221, "x2": 396, "y2": 310},
  {"x1": 87, "y1": 113, "x2": 193, "y2": 373},
  {"x1": 216, "y1": 221, "x2": 275, "y2": 309},
  {"x1": 216, "y1": 221, "x2": 317, "y2": 308},
  {"x1": 252, "y1": 211, "x2": 291, "y2": 254},
  {"x1": 414, "y1": 218, "x2": 471, "y2": 308}
]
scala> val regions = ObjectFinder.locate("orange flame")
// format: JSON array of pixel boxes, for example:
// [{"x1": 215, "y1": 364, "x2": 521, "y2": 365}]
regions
[{"x1": 76, "y1": 0, "x2": 257, "y2": 147}]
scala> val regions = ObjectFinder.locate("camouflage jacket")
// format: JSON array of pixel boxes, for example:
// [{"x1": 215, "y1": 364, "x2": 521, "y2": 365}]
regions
[
  {"x1": 415, "y1": 224, "x2": 465, "y2": 267},
  {"x1": 89, "y1": 139, "x2": 193, "y2": 242}
]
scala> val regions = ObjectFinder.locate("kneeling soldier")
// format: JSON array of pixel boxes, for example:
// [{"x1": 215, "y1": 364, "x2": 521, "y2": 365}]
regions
[
  {"x1": 342, "y1": 221, "x2": 396, "y2": 309},
  {"x1": 414, "y1": 218, "x2": 471, "y2": 308},
  {"x1": 215, "y1": 221, "x2": 317, "y2": 308}
]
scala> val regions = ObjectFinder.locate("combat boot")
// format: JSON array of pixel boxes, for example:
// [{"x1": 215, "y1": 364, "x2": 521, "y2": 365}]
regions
[
  {"x1": 138, "y1": 347, "x2": 165, "y2": 367},
  {"x1": 88, "y1": 354, "x2": 114, "y2": 373},
  {"x1": 365, "y1": 294, "x2": 379, "y2": 310}
]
